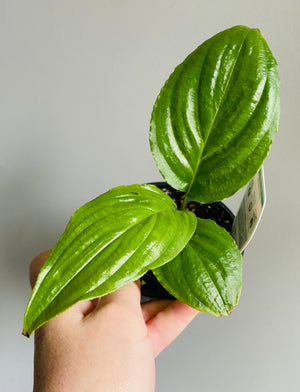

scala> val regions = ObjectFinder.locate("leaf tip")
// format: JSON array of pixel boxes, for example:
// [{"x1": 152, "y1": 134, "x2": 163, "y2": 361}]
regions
[
  {"x1": 22, "y1": 330, "x2": 30, "y2": 338},
  {"x1": 226, "y1": 304, "x2": 238, "y2": 316}
]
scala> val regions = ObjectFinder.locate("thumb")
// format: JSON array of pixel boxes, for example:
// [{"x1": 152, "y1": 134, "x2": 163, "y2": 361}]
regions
[{"x1": 95, "y1": 280, "x2": 141, "y2": 314}]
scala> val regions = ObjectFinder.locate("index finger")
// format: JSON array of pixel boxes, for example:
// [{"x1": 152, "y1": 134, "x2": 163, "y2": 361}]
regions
[{"x1": 146, "y1": 300, "x2": 200, "y2": 357}]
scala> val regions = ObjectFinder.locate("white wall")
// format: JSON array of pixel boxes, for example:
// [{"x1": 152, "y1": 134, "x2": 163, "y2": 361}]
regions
[{"x1": 1, "y1": 1, "x2": 299, "y2": 391}]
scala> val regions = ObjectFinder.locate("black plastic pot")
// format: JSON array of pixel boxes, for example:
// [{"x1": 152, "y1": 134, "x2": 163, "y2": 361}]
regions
[{"x1": 140, "y1": 182, "x2": 235, "y2": 300}]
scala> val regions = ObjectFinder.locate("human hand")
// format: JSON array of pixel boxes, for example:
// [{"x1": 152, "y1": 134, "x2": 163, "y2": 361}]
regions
[{"x1": 30, "y1": 250, "x2": 200, "y2": 392}]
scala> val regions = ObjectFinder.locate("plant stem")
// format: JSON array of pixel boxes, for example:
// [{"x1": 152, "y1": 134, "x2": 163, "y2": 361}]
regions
[
  {"x1": 181, "y1": 180, "x2": 195, "y2": 210},
  {"x1": 181, "y1": 192, "x2": 189, "y2": 211},
  {"x1": 181, "y1": 139, "x2": 205, "y2": 211}
]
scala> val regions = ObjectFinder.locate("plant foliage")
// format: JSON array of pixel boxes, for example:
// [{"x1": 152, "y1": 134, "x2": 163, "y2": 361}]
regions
[
  {"x1": 150, "y1": 25, "x2": 280, "y2": 204},
  {"x1": 23, "y1": 25, "x2": 280, "y2": 337}
]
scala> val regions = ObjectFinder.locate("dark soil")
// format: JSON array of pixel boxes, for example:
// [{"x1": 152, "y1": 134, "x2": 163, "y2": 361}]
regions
[{"x1": 140, "y1": 182, "x2": 234, "y2": 301}]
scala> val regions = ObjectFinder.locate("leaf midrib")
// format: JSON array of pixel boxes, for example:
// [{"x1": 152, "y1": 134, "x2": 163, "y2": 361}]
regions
[
  {"x1": 24, "y1": 206, "x2": 176, "y2": 332},
  {"x1": 182, "y1": 32, "x2": 249, "y2": 205},
  {"x1": 188, "y1": 241, "x2": 228, "y2": 313}
]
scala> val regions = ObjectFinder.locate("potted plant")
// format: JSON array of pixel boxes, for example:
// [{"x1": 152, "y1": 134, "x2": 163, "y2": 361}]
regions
[{"x1": 22, "y1": 25, "x2": 280, "y2": 337}]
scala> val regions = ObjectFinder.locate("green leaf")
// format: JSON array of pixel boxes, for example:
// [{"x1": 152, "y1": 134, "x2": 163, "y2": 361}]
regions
[
  {"x1": 152, "y1": 218, "x2": 242, "y2": 316},
  {"x1": 150, "y1": 25, "x2": 280, "y2": 203},
  {"x1": 23, "y1": 184, "x2": 197, "y2": 336}
]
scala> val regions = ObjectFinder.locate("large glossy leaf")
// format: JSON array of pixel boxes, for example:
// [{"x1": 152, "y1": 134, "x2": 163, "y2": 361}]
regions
[
  {"x1": 152, "y1": 218, "x2": 242, "y2": 316},
  {"x1": 23, "y1": 184, "x2": 197, "y2": 336},
  {"x1": 150, "y1": 25, "x2": 280, "y2": 203}
]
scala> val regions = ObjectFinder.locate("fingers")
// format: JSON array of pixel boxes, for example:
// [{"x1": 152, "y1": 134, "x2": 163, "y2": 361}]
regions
[
  {"x1": 146, "y1": 300, "x2": 200, "y2": 357},
  {"x1": 29, "y1": 250, "x2": 199, "y2": 356}
]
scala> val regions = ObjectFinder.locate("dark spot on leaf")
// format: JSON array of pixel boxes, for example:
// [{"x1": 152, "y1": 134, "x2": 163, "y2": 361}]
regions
[{"x1": 249, "y1": 217, "x2": 254, "y2": 228}]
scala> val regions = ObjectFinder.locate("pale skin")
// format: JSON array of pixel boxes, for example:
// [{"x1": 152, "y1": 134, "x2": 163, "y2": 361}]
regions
[{"x1": 30, "y1": 250, "x2": 200, "y2": 392}]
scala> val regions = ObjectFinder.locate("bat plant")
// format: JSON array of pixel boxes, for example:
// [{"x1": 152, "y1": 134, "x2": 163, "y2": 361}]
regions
[{"x1": 23, "y1": 25, "x2": 280, "y2": 337}]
